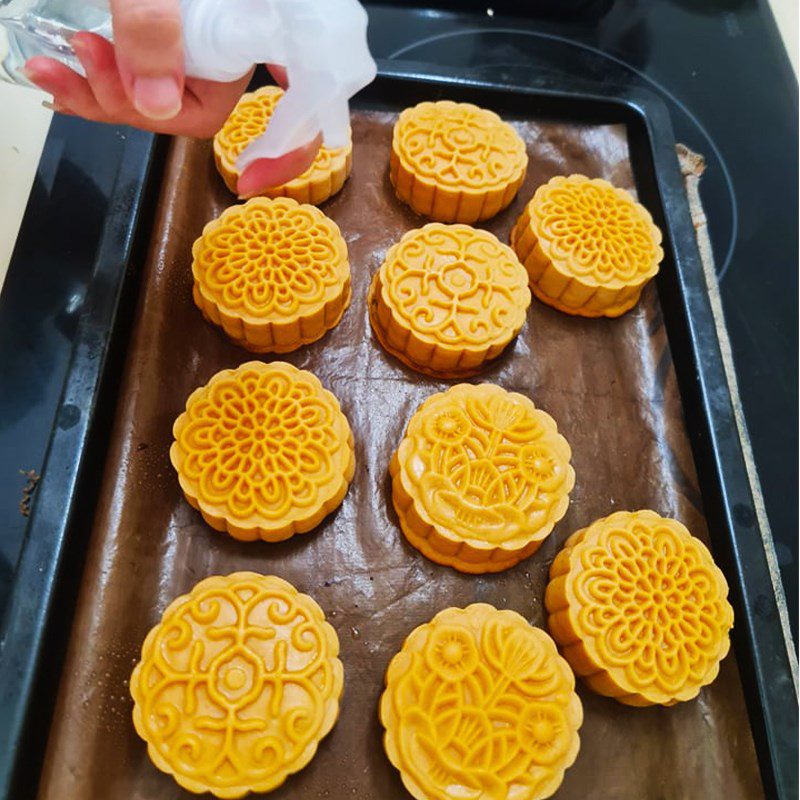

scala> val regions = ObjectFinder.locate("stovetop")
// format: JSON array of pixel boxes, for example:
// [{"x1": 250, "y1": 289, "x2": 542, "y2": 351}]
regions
[{"x1": 0, "y1": 0, "x2": 796, "y2": 638}]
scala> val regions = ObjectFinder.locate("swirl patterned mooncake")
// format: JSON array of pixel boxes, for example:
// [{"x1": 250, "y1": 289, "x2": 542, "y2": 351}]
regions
[
  {"x1": 213, "y1": 86, "x2": 352, "y2": 203},
  {"x1": 545, "y1": 510, "x2": 734, "y2": 706},
  {"x1": 390, "y1": 100, "x2": 528, "y2": 223},
  {"x1": 368, "y1": 223, "x2": 531, "y2": 377},
  {"x1": 131, "y1": 573, "x2": 343, "y2": 797},
  {"x1": 169, "y1": 362, "x2": 355, "y2": 542},
  {"x1": 192, "y1": 197, "x2": 350, "y2": 353},
  {"x1": 380, "y1": 604, "x2": 582, "y2": 800},
  {"x1": 391, "y1": 384, "x2": 575, "y2": 573},
  {"x1": 510, "y1": 174, "x2": 664, "y2": 317}
]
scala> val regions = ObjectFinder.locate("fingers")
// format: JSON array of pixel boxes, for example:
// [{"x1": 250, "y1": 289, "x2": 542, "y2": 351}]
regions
[
  {"x1": 25, "y1": 49, "x2": 251, "y2": 139},
  {"x1": 24, "y1": 56, "x2": 105, "y2": 120},
  {"x1": 236, "y1": 133, "x2": 322, "y2": 198},
  {"x1": 110, "y1": 0, "x2": 184, "y2": 120},
  {"x1": 71, "y1": 33, "x2": 128, "y2": 117},
  {"x1": 26, "y1": 35, "x2": 134, "y2": 123}
]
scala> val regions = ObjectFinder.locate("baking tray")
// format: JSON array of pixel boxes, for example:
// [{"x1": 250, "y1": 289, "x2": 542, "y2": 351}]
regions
[{"x1": 0, "y1": 62, "x2": 795, "y2": 799}]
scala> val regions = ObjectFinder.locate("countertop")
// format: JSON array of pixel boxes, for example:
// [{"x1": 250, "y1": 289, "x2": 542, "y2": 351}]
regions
[{"x1": 0, "y1": 83, "x2": 50, "y2": 288}]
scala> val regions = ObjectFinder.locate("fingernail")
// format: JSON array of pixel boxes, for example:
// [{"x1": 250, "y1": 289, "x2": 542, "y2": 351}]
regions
[
  {"x1": 133, "y1": 75, "x2": 182, "y2": 120},
  {"x1": 71, "y1": 36, "x2": 92, "y2": 67},
  {"x1": 236, "y1": 183, "x2": 258, "y2": 200},
  {"x1": 41, "y1": 99, "x2": 68, "y2": 113},
  {"x1": 236, "y1": 169, "x2": 264, "y2": 199}
]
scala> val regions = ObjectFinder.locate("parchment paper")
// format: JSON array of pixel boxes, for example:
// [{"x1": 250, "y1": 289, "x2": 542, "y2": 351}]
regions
[{"x1": 37, "y1": 110, "x2": 764, "y2": 800}]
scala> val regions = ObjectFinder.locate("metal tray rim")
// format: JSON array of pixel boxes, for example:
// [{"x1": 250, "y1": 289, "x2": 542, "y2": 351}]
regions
[{"x1": 0, "y1": 60, "x2": 795, "y2": 799}]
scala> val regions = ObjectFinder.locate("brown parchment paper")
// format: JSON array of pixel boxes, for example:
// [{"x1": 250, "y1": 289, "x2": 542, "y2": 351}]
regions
[{"x1": 38, "y1": 111, "x2": 764, "y2": 800}]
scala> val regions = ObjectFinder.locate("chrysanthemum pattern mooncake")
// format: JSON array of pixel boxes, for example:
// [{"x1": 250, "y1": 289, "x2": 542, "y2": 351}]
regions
[
  {"x1": 546, "y1": 510, "x2": 734, "y2": 705},
  {"x1": 170, "y1": 362, "x2": 355, "y2": 542},
  {"x1": 192, "y1": 197, "x2": 350, "y2": 352},
  {"x1": 214, "y1": 86, "x2": 352, "y2": 203},
  {"x1": 510, "y1": 174, "x2": 664, "y2": 317}
]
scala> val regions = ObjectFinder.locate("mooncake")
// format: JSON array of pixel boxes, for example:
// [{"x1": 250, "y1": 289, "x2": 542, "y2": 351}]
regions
[
  {"x1": 169, "y1": 361, "x2": 355, "y2": 541},
  {"x1": 214, "y1": 86, "x2": 352, "y2": 203},
  {"x1": 369, "y1": 223, "x2": 530, "y2": 377},
  {"x1": 390, "y1": 100, "x2": 527, "y2": 222},
  {"x1": 391, "y1": 383, "x2": 574, "y2": 572},
  {"x1": 510, "y1": 174, "x2": 664, "y2": 317},
  {"x1": 131, "y1": 572, "x2": 343, "y2": 797},
  {"x1": 546, "y1": 509, "x2": 734, "y2": 705},
  {"x1": 192, "y1": 197, "x2": 350, "y2": 352},
  {"x1": 380, "y1": 603, "x2": 582, "y2": 800}
]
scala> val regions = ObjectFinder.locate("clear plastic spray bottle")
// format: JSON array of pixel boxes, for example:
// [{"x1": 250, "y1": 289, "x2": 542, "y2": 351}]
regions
[{"x1": 0, "y1": 0, "x2": 376, "y2": 164}]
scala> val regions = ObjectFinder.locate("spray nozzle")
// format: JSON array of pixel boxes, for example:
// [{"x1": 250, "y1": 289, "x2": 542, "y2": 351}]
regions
[{"x1": 182, "y1": 0, "x2": 375, "y2": 166}]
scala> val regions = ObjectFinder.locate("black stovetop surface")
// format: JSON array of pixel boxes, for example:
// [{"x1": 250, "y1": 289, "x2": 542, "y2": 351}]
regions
[{"x1": 0, "y1": 0, "x2": 796, "y2": 637}]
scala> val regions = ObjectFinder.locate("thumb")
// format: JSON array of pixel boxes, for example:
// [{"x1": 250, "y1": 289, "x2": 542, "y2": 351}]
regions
[{"x1": 111, "y1": 0, "x2": 184, "y2": 120}]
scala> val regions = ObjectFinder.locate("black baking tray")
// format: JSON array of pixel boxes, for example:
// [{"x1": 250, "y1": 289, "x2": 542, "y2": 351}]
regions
[{"x1": 0, "y1": 60, "x2": 795, "y2": 799}]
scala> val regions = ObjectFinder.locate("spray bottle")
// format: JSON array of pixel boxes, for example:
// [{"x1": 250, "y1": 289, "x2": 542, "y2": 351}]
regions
[{"x1": 0, "y1": 0, "x2": 376, "y2": 165}]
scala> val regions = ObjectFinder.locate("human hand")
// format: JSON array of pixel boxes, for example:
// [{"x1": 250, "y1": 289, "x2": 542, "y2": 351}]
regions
[{"x1": 23, "y1": 1, "x2": 321, "y2": 196}]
